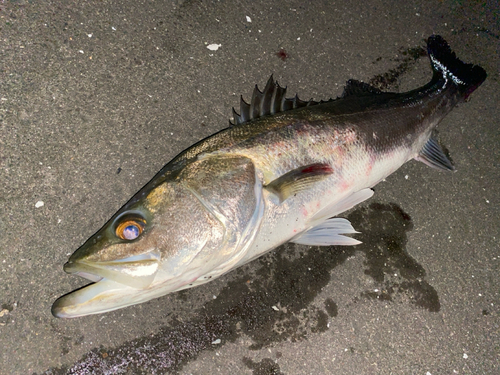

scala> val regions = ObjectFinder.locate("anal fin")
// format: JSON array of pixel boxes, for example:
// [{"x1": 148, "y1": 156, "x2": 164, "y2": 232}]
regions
[
  {"x1": 291, "y1": 218, "x2": 361, "y2": 246},
  {"x1": 415, "y1": 136, "x2": 455, "y2": 171},
  {"x1": 265, "y1": 163, "x2": 333, "y2": 203}
]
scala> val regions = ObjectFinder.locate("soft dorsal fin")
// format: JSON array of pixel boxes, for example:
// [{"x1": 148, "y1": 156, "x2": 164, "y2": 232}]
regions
[
  {"x1": 230, "y1": 75, "x2": 328, "y2": 126},
  {"x1": 341, "y1": 79, "x2": 383, "y2": 98}
]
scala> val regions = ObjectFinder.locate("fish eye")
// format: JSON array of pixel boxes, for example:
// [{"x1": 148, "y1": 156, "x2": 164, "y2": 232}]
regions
[{"x1": 115, "y1": 217, "x2": 146, "y2": 240}]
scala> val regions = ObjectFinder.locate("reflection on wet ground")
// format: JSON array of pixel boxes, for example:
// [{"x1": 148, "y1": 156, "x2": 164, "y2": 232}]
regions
[{"x1": 42, "y1": 202, "x2": 439, "y2": 374}]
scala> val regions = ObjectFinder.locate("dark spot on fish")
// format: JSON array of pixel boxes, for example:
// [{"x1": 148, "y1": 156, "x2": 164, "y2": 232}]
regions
[
  {"x1": 242, "y1": 357, "x2": 283, "y2": 375},
  {"x1": 42, "y1": 203, "x2": 440, "y2": 374},
  {"x1": 276, "y1": 49, "x2": 288, "y2": 61},
  {"x1": 116, "y1": 167, "x2": 122, "y2": 174}
]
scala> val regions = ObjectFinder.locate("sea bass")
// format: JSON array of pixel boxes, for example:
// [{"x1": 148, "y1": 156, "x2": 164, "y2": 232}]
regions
[{"x1": 52, "y1": 36, "x2": 486, "y2": 318}]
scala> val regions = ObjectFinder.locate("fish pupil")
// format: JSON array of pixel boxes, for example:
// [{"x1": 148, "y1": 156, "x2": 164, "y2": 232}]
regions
[{"x1": 123, "y1": 225, "x2": 139, "y2": 240}]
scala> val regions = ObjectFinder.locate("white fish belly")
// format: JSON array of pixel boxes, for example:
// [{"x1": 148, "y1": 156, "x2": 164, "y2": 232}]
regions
[{"x1": 236, "y1": 145, "x2": 413, "y2": 267}]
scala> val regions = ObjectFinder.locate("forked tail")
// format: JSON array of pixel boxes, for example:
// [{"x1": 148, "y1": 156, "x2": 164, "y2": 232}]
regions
[{"x1": 427, "y1": 35, "x2": 487, "y2": 99}]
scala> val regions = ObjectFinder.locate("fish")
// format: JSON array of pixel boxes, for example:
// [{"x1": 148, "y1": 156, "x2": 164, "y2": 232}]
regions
[{"x1": 52, "y1": 35, "x2": 486, "y2": 318}]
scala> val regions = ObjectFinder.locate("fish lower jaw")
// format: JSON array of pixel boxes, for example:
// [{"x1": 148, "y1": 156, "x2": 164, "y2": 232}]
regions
[
  {"x1": 51, "y1": 272, "x2": 208, "y2": 318},
  {"x1": 51, "y1": 268, "x2": 229, "y2": 318},
  {"x1": 52, "y1": 278, "x2": 144, "y2": 318}
]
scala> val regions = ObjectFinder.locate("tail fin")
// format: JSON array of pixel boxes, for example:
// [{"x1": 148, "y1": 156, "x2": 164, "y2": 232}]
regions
[{"x1": 427, "y1": 35, "x2": 486, "y2": 99}]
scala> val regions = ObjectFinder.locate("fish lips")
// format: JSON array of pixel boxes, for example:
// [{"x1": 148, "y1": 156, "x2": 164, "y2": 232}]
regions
[
  {"x1": 63, "y1": 251, "x2": 161, "y2": 289},
  {"x1": 51, "y1": 278, "x2": 141, "y2": 318},
  {"x1": 53, "y1": 252, "x2": 162, "y2": 318}
]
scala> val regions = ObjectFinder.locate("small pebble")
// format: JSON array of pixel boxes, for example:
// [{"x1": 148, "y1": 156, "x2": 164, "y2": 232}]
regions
[{"x1": 207, "y1": 44, "x2": 221, "y2": 51}]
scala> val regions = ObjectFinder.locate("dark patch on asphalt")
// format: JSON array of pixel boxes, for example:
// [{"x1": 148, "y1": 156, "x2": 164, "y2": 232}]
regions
[
  {"x1": 369, "y1": 45, "x2": 427, "y2": 90},
  {"x1": 350, "y1": 203, "x2": 440, "y2": 313},
  {"x1": 49, "y1": 321, "x2": 86, "y2": 359},
  {"x1": 275, "y1": 48, "x2": 289, "y2": 61},
  {"x1": 311, "y1": 309, "x2": 329, "y2": 333},
  {"x1": 453, "y1": 25, "x2": 500, "y2": 40},
  {"x1": 324, "y1": 298, "x2": 338, "y2": 317},
  {"x1": 41, "y1": 202, "x2": 440, "y2": 374},
  {"x1": 242, "y1": 357, "x2": 284, "y2": 375}
]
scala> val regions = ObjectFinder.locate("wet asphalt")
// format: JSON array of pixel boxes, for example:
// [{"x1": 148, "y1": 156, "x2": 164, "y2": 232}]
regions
[{"x1": 1, "y1": 1, "x2": 499, "y2": 374}]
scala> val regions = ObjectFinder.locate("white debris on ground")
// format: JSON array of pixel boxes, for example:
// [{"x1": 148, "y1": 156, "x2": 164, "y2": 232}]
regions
[{"x1": 206, "y1": 43, "x2": 221, "y2": 51}]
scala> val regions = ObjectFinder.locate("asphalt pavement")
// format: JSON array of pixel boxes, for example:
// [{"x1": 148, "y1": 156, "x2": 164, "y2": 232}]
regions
[{"x1": 1, "y1": 0, "x2": 498, "y2": 374}]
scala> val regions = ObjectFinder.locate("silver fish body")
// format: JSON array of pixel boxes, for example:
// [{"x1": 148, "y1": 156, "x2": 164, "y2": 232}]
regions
[{"x1": 52, "y1": 36, "x2": 486, "y2": 318}]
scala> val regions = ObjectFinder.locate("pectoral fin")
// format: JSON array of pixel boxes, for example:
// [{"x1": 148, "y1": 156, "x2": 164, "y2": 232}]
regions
[
  {"x1": 265, "y1": 163, "x2": 333, "y2": 203},
  {"x1": 291, "y1": 218, "x2": 361, "y2": 246}
]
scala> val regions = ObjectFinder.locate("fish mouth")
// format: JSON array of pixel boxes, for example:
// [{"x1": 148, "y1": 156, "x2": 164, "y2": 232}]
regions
[
  {"x1": 52, "y1": 252, "x2": 162, "y2": 318},
  {"x1": 63, "y1": 251, "x2": 161, "y2": 289},
  {"x1": 52, "y1": 278, "x2": 135, "y2": 318}
]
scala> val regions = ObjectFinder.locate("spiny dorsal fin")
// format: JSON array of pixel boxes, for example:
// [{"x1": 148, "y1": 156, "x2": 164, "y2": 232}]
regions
[
  {"x1": 230, "y1": 75, "x2": 326, "y2": 126},
  {"x1": 341, "y1": 79, "x2": 383, "y2": 98}
]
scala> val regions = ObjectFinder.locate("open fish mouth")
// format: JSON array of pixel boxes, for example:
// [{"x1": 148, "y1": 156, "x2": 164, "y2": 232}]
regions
[
  {"x1": 52, "y1": 252, "x2": 162, "y2": 318},
  {"x1": 51, "y1": 279, "x2": 136, "y2": 318},
  {"x1": 63, "y1": 252, "x2": 161, "y2": 289}
]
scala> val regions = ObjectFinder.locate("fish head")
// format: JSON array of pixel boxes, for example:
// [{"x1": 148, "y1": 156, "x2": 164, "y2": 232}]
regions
[
  {"x1": 63, "y1": 208, "x2": 160, "y2": 289},
  {"x1": 52, "y1": 155, "x2": 263, "y2": 318},
  {"x1": 52, "y1": 178, "x2": 217, "y2": 318},
  {"x1": 52, "y1": 196, "x2": 170, "y2": 318}
]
